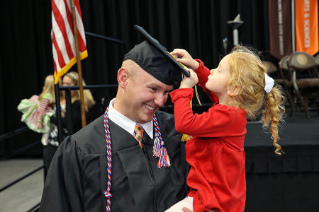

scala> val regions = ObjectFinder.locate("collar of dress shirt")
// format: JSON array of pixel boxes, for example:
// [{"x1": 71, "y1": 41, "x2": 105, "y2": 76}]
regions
[{"x1": 108, "y1": 98, "x2": 153, "y2": 139}]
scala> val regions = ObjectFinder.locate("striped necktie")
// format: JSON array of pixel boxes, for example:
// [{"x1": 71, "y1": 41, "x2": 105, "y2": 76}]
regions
[{"x1": 134, "y1": 124, "x2": 144, "y2": 149}]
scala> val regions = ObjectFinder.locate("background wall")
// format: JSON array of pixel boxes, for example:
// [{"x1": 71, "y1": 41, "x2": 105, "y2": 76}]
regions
[{"x1": 0, "y1": 0, "x2": 276, "y2": 156}]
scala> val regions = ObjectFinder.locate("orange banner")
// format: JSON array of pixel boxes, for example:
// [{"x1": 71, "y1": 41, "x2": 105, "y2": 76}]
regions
[{"x1": 295, "y1": 0, "x2": 318, "y2": 55}]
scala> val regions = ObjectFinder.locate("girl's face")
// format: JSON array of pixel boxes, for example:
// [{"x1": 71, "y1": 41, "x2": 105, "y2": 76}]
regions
[
  {"x1": 62, "y1": 75, "x2": 76, "y2": 98},
  {"x1": 205, "y1": 55, "x2": 231, "y2": 97}
]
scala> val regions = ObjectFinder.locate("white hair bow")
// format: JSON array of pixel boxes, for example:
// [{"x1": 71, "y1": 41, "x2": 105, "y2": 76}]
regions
[{"x1": 264, "y1": 73, "x2": 274, "y2": 93}]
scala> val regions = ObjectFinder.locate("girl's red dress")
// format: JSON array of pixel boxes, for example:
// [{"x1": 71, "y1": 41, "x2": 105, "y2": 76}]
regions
[{"x1": 169, "y1": 60, "x2": 247, "y2": 212}]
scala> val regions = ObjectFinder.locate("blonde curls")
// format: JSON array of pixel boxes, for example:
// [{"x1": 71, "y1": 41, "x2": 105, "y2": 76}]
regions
[
  {"x1": 262, "y1": 85, "x2": 286, "y2": 155},
  {"x1": 228, "y1": 46, "x2": 266, "y2": 119},
  {"x1": 227, "y1": 45, "x2": 286, "y2": 155}
]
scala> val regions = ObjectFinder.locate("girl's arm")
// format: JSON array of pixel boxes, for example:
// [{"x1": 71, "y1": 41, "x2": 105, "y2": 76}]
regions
[
  {"x1": 193, "y1": 59, "x2": 219, "y2": 104},
  {"x1": 171, "y1": 49, "x2": 199, "y2": 70},
  {"x1": 170, "y1": 49, "x2": 208, "y2": 86},
  {"x1": 170, "y1": 49, "x2": 218, "y2": 103},
  {"x1": 36, "y1": 98, "x2": 50, "y2": 125},
  {"x1": 170, "y1": 89, "x2": 244, "y2": 137}
]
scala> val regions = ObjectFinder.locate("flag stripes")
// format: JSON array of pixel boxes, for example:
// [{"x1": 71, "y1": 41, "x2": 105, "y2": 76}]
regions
[{"x1": 52, "y1": 0, "x2": 88, "y2": 84}]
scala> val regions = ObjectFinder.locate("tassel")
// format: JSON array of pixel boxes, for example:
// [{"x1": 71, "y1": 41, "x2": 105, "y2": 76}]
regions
[
  {"x1": 153, "y1": 133, "x2": 161, "y2": 157},
  {"x1": 181, "y1": 134, "x2": 193, "y2": 142},
  {"x1": 153, "y1": 115, "x2": 171, "y2": 168}
]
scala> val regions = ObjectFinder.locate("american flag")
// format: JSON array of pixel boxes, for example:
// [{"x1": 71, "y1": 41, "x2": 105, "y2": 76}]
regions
[{"x1": 52, "y1": 0, "x2": 88, "y2": 84}]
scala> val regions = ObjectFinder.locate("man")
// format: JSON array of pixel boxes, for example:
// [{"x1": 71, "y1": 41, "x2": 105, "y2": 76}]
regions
[{"x1": 39, "y1": 40, "x2": 189, "y2": 212}]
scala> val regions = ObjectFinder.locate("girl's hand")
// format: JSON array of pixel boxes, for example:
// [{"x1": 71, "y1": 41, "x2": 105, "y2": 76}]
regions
[
  {"x1": 180, "y1": 68, "x2": 198, "y2": 89},
  {"x1": 37, "y1": 122, "x2": 43, "y2": 129},
  {"x1": 171, "y1": 49, "x2": 199, "y2": 70}
]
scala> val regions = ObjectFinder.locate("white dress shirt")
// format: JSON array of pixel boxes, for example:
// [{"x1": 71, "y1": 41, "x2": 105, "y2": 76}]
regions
[{"x1": 108, "y1": 98, "x2": 153, "y2": 139}]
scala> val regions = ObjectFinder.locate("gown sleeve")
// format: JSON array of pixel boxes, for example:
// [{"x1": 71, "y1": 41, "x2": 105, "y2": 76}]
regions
[{"x1": 39, "y1": 136, "x2": 85, "y2": 212}]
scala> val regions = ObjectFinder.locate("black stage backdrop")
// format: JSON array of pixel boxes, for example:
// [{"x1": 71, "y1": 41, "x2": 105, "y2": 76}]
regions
[{"x1": 0, "y1": 0, "x2": 276, "y2": 156}]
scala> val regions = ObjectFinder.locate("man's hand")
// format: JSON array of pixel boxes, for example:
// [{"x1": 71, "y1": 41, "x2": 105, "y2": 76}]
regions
[
  {"x1": 182, "y1": 207, "x2": 192, "y2": 212},
  {"x1": 171, "y1": 49, "x2": 199, "y2": 71},
  {"x1": 182, "y1": 207, "x2": 217, "y2": 212}
]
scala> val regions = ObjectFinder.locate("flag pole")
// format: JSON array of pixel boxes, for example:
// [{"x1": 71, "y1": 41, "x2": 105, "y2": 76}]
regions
[{"x1": 71, "y1": 0, "x2": 86, "y2": 127}]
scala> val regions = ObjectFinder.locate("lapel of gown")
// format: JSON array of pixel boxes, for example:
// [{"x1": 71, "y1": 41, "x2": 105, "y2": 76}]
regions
[{"x1": 108, "y1": 119, "x2": 156, "y2": 211}]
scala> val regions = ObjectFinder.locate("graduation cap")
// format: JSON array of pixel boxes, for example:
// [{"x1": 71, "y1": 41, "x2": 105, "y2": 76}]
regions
[{"x1": 123, "y1": 25, "x2": 190, "y2": 85}]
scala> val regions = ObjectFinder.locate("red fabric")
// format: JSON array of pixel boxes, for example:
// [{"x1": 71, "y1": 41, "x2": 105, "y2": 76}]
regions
[{"x1": 169, "y1": 60, "x2": 247, "y2": 212}]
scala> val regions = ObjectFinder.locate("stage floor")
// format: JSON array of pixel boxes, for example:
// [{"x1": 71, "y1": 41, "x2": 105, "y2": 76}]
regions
[
  {"x1": 0, "y1": 159, "x2": 43, "y2": 212},
  {"x1": 246, "y1": 109, "x2": 319, "y2": 147},
  {"x1": 245, "y1": 109, "x2": 319, "y2": 212}
]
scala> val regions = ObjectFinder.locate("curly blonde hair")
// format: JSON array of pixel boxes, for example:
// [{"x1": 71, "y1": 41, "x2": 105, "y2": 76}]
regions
[
  {"x1": 65, "y1": 71, "x2": 95, "y2": 112},
  {"x1": 227, "y1": 45, "x2": 286, "y2": 155}
]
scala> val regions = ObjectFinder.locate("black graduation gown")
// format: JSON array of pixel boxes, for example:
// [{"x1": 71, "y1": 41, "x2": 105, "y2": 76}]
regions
[{"x1": 39, "y1": 110, "x2": 189, "y2": 212}]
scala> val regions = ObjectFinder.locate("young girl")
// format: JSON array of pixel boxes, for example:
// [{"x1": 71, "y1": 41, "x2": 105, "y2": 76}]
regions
[
  {"x1": 167, "y1": 46, "x2": 285, "y2": 212},
  {"x1": 47, "y1": 71, "x2": 95, "y2": 145},
  {"x1": 18, "y1": 75, "x2": 55, "y2": 133},
  {"x1": 43, "y1": 71, "x2": 95, "y2": 177}
]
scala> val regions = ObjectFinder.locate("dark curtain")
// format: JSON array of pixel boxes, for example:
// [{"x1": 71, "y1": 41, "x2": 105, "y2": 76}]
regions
[{"x1": 0, "y1": 0, "x2": 276, "y2": 157}]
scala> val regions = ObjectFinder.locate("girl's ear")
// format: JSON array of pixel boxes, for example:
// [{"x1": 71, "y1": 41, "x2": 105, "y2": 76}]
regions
[
  {"x1": 227, "y1": 84, "x2": 240, "y2": 97},
  {"x1": 117, "y1": 67, "x2": 129, "y2": 88}
]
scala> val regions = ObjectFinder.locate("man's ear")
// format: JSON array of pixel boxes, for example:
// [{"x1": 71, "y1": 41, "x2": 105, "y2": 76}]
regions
[
  {"x1": 227, "y1": 84, "x2": 240, "y2": 97},
  {"x1": 117, "y1": 67, "x2": 129, "y2": 88}
]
